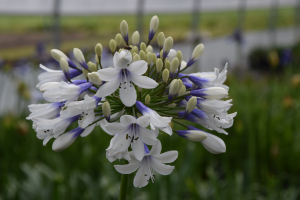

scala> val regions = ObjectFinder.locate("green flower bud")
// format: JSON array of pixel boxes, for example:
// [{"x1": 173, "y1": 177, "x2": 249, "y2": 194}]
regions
[
  {"x1": 137, "y1": 86, "x2": 143, "y2": 93},
  {"x1": 87, "y1": 61, "x2": 97, "y2": 72},
  {"x1": 73, "y1": 48, "x2": 86, "y2": 63},
  {"x1": 177, "y1": 79, "x2": 183, "y2": 89},
  {"x1": 82, "y1": 69, "x2": 88, "y2": 78},
  {"x1": 191, "y1": 44, "x2": 204, "y2": 60},
  {"x1": 176, "y1": 50, "x2": 183, "y2": 64},
  {"x1": 102, "y1": 101, "x2": 111, "y2": 121},
  {"x1": 163, "y1": 37, "x2": 173, "y2": 58},
  {"x1": 140, "y1": 42, "x2": 146, "y2": 52},
  {"x1": 178, "y1": 85, "x2": 186, "y2": 96},
  {"x1": 95, "y1": 43, "x2": 103, "y2": 57},
  {"x1": 132, "y1": 31, "x2": 140, "y2": 46},
  {"x1": 88, "y1": 72, "x2": 102, "y2": 85},
  {"x1": 162, "y1": 69, "x2": 169, "y2": 83},
  {"x1": 51, "y1": 49, "x2": 68, "y2": 62},
  {"x1": 152, "y1": 53, "x2": 157, "y2": 64},
  {"x1": 59, "y1": 57, "x2": 69, "y2": 73},
  {"x1": 109, "y1": 39, "x2": 116, "y2": 53},
  {"x1": 145, "y1": 95, "x2": 151, "y2": 105},
  {"x1": 146, "y1": 45, "x2": 153, "y2": 53},
  {"x1": 170, "y1": 57, "x2": 179, "y2": 75},
  {"x1": 120, "y1": 20, "x2": 129, "y2": 43},
  {"x1": 159, "y1": 49, "x2": 163, "y2": 59},
  {"x1": 156, "y1": 58, "x2": 163, "y2": 72},
  {"x1": 157, "y1": 32, "x2": 165, "y2": 49},
  {"x1": 147, "y1": 52, "x2": 152, "y2": 64},
  {"x1": 115, "y1": 33, "x2": 123, "y2": 47},
  {"x1": 139, "y1": 50, "x2": 146, "y2": 61},
  {"x1": 169, "y1": 79, "x2": 180, "y2": 96},
  {"x1": 131, "y1": 46, "x2": 138, "y2": 54},
  {"x1": 118, "y1": 48, "x2": 124, "y2": 53},
  {"x1": 95, "y1": 54, "x2": 99, "y2": 64},
  {"x1": 186, "y1": 97, "x2": 197, "y2": 114},
  {"x1": 165, "y1": 60, "x2": 171, "y2": 71},
  {"x1": 133, "y1": 54, "x2": 141, "y2": 62}
]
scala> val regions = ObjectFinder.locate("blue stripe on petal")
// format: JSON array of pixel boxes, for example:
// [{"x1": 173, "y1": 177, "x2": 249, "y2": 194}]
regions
[
  {"x1": 136, "y1": 101, "x2": 151, "y2": 114},
  {"x1": 79, "y1": 82, "x2": 93, "y2": 93},
  {"x1": 188, "y1": 75, "x2": 209, "y2": 88},
  {"x1": 70, "y1": 127, "x2": 85, "y2": 138},
  {"x1": 144, "y1": 143, "x2": 150, "y2": 154},
  {"x1": 186, "y1": 58, "x2": 196, "y2": 67},
  {"x1": 148, "y1": 30, "x2": 156, "y2": 41},
  {"x1": 69, "y1": 69, "x2": 82, "y2": 79}
]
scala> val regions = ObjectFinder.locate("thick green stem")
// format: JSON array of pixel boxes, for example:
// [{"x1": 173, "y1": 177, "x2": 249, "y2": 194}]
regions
[{"x1": 118, "y1": 160, "x2": 128, "y2": 200}]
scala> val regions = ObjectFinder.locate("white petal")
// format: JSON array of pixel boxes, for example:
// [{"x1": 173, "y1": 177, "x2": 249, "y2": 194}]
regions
[
  {"x1": 28, "y1": 104, "x2": 49, "y2": 112},
  {"x1": 105, "y1": 123, "x2": 128, "y2": 134},
  {"x1": 150, "y1": 158, "x2": 174, "y2": 175},
  {"x1": 112, "y1": 132, "x2": 131, "y2": 152},
  {"x1": 201, "y1": 133, "x2": 226, "y2": 154},
  {"x1": 97, "y1": 68, "x2": 120, "y2": 81},
  {"x1": 148, "y1": 140, "x2": 162, "y2": 156},
  {"x1": 152, "y1": 151, "x2": 178, "y2": 163},
  {"x1": 180, "y1": 61, "x2": 187, "y2": 71},
  {"x1": 113, "y1": 51, "x2": 132, "y2": 69},
  {"x1": 132, "y1": 139, "x2": 145, "y2": 161},
  {"x1": 130, "y1": 74, "x2": 158, "y2": 89},
  {"x1": 133, "y1": 162, "x2": 149, "y2": 188},
  {"x1": 81, "y1": 124, "x2": 96, "y2": 137},
  {"x1": 43, "y1": 136, "x2": 52, "y2": 146},
  {"x1": 127, "y1": 60, "x2": 147, "y2": 75},
  {"x1": 139, "y1": 128, "x2": 157, "y2": 145},
  {"x1": 119, "y1": 79, "x2": 137, "y2": 107},
  {"x1": 114, "y1": 162, "x2": 141, "y2": 174},
  {"x1": 136, "y1": 116, "x2": 150, "y2": 128},
  {"x1": 120, "y1": 115, "x2": 137, "y2": 125},
  {"x1": 79, "y1": 112, "x2": 95, "y2": 128},
  {"x1": 99, "y1": 119, "x2": 115, "y2": 135},
  {"x1": 160, "y1": 125, "x2": 173, "y2": 136},
  {"x1": 95, "y1": 77, "x2": 120, "y2": 98},
  {"x1": 52, "y1": 131, "x2": 79, "y2": 152}
]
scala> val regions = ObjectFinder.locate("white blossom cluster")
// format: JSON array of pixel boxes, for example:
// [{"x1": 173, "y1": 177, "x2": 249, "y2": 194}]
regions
[{"x1": 27, "y1": 16, "x2": 236, "y2": 188}]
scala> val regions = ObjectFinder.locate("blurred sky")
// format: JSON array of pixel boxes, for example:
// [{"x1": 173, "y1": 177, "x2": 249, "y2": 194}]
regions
[{"x1": 0, "y1": 0, "x2": 296, "y2": 15}]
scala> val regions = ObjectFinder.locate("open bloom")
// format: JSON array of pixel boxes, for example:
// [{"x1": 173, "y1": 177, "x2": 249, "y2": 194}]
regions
[
  {"x1": 105, "y1": 115, "x2": 157, "y2": 161},
  {"x1": 96, "y1": 50, "x2": 158, "y2": 107},
  {"x1": 114, "y1": 140, "x2": 178, "y2": 188}
]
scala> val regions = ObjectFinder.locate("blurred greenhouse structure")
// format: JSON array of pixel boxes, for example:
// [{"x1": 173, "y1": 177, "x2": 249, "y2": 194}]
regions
[{"x1": 1, "y1": 0, "x2": 300, "y2": 199}]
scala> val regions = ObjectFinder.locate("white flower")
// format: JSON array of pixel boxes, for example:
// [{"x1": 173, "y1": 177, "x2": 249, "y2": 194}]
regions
[
  {"x1": 106, "y1": 134, "x2": 131, "y2": 162},
  {"x1": 27, "y1": 101, "x2": 65, "y2": 120},
  {"x1": 114, "y1": 140, "x2": 178, "y2": 188},
  {"x1": 96, "y1": 50, "x2": 158, "y2": 107},
  {"x1": 105, "y1": 115, "x2": 157, "y2": 161}
]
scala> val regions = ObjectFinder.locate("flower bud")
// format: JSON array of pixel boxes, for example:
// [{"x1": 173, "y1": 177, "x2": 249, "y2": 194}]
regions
[
  {"x1": 177, "y1": 129, "x2": 208, "y2": 142},
  {"x1": 95, "y1": 43, "x2": 103, "y2": 57},
  {"x1": 95, "y1": 54, "x2": 99, "y2": 64},
  {"x1": 131, "y1": 46, "x2": 138, "y2": 54},
  {"x1": 156, "y1": 58, "x2": 163, "y2": 72},
  {"x1": 146, "y1": 45, "x2": 153, "y2": 53},
  {"x1": 152, "y1": 53, "x2": 157, "y2": 63},
  {"x1": 178, "y1": 85, "x2": 186, "y2": 96},
  {"x1": 52, "y1": 130, "x2": 80, "y2": 152},
  {"x1": 159, "y1": 49, "x2": 163, "y2": 59},
  {"x1": 186, "y1": 96, "x2": 197, "y2": 115},
  {"x1": 132, "y1": 31, "x2": 140, "y2": 46},
  {"x1": 137, "y1": 86, "x2": 143, "y2": 93},
  {"x1": 170, "y1": 57, "x2": 179, "y2": 75},
  {"x1": 87, "y1": 61, "x2": 97, "y2": 72},
  {"x1": 133, "y1": 54, "x2": 141, "y2": 62},
  {"x1": 88, "y1": 72, "x2": 102, "y2": 85},
  {"x1": 109, "y1": 39, "x2": 116, "y2": 53},
  {"x1": 115, "y1": 33, "x2": 123, "y2": 47},
  {"x1": 51, "y1": 49, "x2": 68, "y2": 62},
  {"x1": 176, "y1": 50, "x2": 183, "y2": 64},
  {"x1": 187, "y1": 44, "x2": 204, "y2": 67},
  {"x1": 59, "y1": 57, "x2": 69, "y2": 73},
  {"x1": 147, "y1": 52, "x2": 153, "y2": 65},
  {"x1": 163, "y1": 37, "x2": 173, "y2": 58},
  {"x1": 145, "y1": 94, "x2": 151, "y2": 105},
  {"x1": 139, "y1": 50, "x2": 146, "y2": 61},
  {"x1": 140, "y1": 42, "x2": 146, "y2": 52},
  {"x1": 82, "y1": 69, "x2": 88, "y2": 78},
  {"x1": 177, "y1": 79, "x2": 183, "y2": 89},
  {"x1": 157, "y1": 32, "x2": 165, "y2": 49},
  {"x1": 162, "y1": 69, "x2": 169, "y2": 83},
  {"x1": 165, "y1": 60, "x2": 171, "y2": 71},
  {"x1": 120, "y1": 20, "x2": 129, "y2": 43},
  {"x1": 148, "y1": 15, "x2": 159, "y2": 40},
  {"x1": 102, "y1": 101, "x2": 111, "y2": 121},
  {"x1": 73, "y1": 48, "x2": 89, "y2": 70},
  {"x1": 190, "y1": 87, "x2": 228, "y2": 100},
  {"x1": 169, "y1": 79, "x2": 180, "y2": 100}
]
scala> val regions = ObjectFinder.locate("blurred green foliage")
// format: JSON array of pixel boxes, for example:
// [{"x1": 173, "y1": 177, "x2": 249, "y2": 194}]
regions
[{"x1": 0, "y1": 67, "x2": 300, "y2": 200}]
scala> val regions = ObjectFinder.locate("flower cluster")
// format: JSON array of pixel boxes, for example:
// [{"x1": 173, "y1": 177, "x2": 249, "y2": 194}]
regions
[{"x1": 27, "y1": 15, "x2": 236, "y2": 188}]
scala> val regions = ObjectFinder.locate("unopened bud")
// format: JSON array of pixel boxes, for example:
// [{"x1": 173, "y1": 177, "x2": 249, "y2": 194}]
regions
[
  {"x1": 162, "y1": 69, "x2": 169, "y2": 83},
  {"x1": 102, "y1": 101, "x2": 111, "y2": 121},
  {"x1": 95, "y1": 54, "x2": 99, "y2": 64},
  {"x1": 170, "y1": 57, "x2": 179, "y2": 75},
  {"x1": 169, "y1": 80, "x2": 180, "y2": 98},
  {"x1": 95, "y1": 43, "x2": 103, "y2": 57},
  {"x1": 145, "y1": 95, "x2": 151, "y2": 105},
  {"x1": 163, "y1": 37, "x2": 173, "y2": 58},
  {"x1": 176, "y1": 51, "x2": 183, "y2": 64},
  {"x1": 187, "y1": 44, "x2": 204, "y2": 67},
  {"x1": 156, "y1": 58, "x2": 163, "y2": 72},
  {"x1": 73, "y1": 48, "x2": 86, "y2": 63},
  {"x1": 120, "y1": 20, "x2": 129, "y2": 43},
  {"x1": 87, "y1": 61, "x2": 97, "y2": 72},
  {"x1": 149, "y1": 15, "x2": 159, "y2": 40},
  {"x1": 139, "y1": 50, "x2": 146, "y2": 61},
  {"x1": 157, "y1": 32, "x2": 165, "y2": 49},
  {"x1": 165, "y1": 60, "x2": 171, "y2": 71},
  {"x1": 147, "y1": 52, "x2": 152, "y2": 64},
  {"x1": 51, "y1": 49, "x2": 68, "y2": 62},
  {"x1": 82, "y1": 69, "x2": 88, "y2": 78},
  {"x1": 115, "y1": 33, "x2": 123, "y2": 47},
  {"x1": 88, "y1": 72, "x2": 102, "y2": 85},
  {"x1": 178, "y1": 85, "x2": 186, "y2": 96},
  {"x1": 131, "y1": 46, "x2": 138, "y2": 54},
  {"x1": 152, "y1": 53, "x2": 157, "y2": 64},
  {"x1": 140, "y1": 42, "x2": 146, "y2": 52},
  {"x1": 177, "y1": 79, "x2": 183, "y2": 89},
  {"x1": 133, "y1": 54, "x2": 141, "y2": 62},
  {"x1": 177, "y1": 129, "x2": 208, "y2": 142},
  {"x1": 137, "y1": 86, "x2": 143, "y2": 93},
  {"x1": 109, "y1": 39, "x2": 116, "y2": 53},
  {"x1": 132, "y1": 31, "x2": 140, "y2": 46},
  {"x1": 146, "y1": 45, "x2": 153, "y2": 53},
  {"x1": 59, "y1": 57, "x2": 69, "y2": 73},
  {"x1": 186, "y1": 97, "x2": 197, "y2": 115}
]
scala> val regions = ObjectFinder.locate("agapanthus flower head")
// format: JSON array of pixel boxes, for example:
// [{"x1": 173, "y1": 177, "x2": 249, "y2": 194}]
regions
[{"x1": 27, "y1": 15, "x2": 236, "y2": 188}]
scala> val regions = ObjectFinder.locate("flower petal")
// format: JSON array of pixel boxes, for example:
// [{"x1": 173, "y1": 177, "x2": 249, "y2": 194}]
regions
[
  {"x1": 152, "y1": 151, "x2": 178, "y2": 163},
  {"x1": 80, "y1": 124, "x2": 96, "y2": 137},
  {"x1": 95, "y1": 77, "x2": 120, "y2": 98},
  {"x1": 120, "y1": 115, "x2": 137, "y2": 125},
  {"x1": 112, "y1": 132, "x2": 131, "y2": 152},
  {"x1": 130, "y1": 74, "x2": 158, "y2": 89},
  {"x1": 150, "y1": 158, "x2": 174, "y2": 175},
  {"x1": 105, "y1": 123, "x2": 128, "y2": 134},
  {"x1": 97, "y1": 68, "x2": 120, "y2": 81},
  {"x1": 133, "y1": 162, "x2": 149, "y2": 188},
  {"x1": 100, "y1": 119, "x2": 115, "y2": 135},
  {"x1": 119, "y1": 79, "x2": 137, "y2": 107},
  {"x1": 113, "y1": 51, "x2": 132, "y2": 69},
  {"x1": 137, "y1": 116, "x2": 150, "y2": 127},
  {"x1": 139, "y1": 128, "x2": 157, "y2": 145},
  {"x1": 127, "y1": 60, "x2": 147, "y2": 75},
  {"x1": 114, "y1": 162, "x2": 141, "y2": 174},
  {"x1": 148, "y1": 140, "x2": 162, "y2": 156},
  {"x1": 201, "y1": 133, "x2": 226, "y2": 154},
  {"x1": 132, "y1": 139, "x2": 145, "y2": 161}
]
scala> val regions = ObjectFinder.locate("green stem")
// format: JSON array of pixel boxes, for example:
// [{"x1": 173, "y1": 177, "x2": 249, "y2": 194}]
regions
[{"x1": 119, "y1": 160, "x2": 128, "y2": 200}]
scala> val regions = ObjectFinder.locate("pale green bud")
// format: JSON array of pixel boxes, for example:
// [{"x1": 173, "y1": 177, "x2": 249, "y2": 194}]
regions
[
  {"x1": 139, "y1": 50, "x2": 146, "y2": 61},
  {"x1": 140, "y1": 42, "x2": 146, "y2": 52},
  {"x1": 165, "y1": 60, "x2": 171, "y2": 71},
  {"x1": 132, "y1": 52, "x2": 137, "y2": 58},
  {"x1": 118, "y1": 48, "x2": 124, "y2": 53},
  {"x1": 131, "y1": 46, "x2": 138, "y2": 54},
  {"x1": 132, "y1": 31, "x2": 140, "y2": 46},
  {"x1": 177, "y1": 79, "x2": 183, "y2": 89},
  {"x1": 162, "y1": 69, "x2": 169, "y2": 83},
  {"x1": 149, "y1": 15, "x2": 159, "y2": 34},
  {"x1": 146, "y1": 45, "x2": 153, "y2": 53},
  {"x1": 50, "y1": 49, "x2": 68, "y2": 62},
  {"x1": 191, "y1": 44, "x2": 204, "y2": 60},
  {"x1": 115, "y1": 33, "x2": 123, "y2": 47},
  {"x1": 59, "y1": 57, "x2": 69, "y2": 73},
  {"x1": 176, "y1": 50, "x2": 183, "y2": 64},
  {"x1": 109, "y1": 39, "x2": 116, "y2": 53},
  {"x1": 95, "y1": 43, "x2": 103, "y2": 57},
  {"x1": 133, "y1": 54, "x2": 141, "y2": 62},
  {"x1": 137, "y1": 86, "x2": 143, "y2": 93},
  {"x1": 87, "y1": 61, "x2": 97, "y2": 72},
  {"x1": 82, "y1": 69, "x2": 88, "y2": 78},
  {"x1": 73, "y1": 48, "x2": 86, "y2": 63},
  {"x1": 156, "y1": 58, "x2": 163, "y2": 72},
  {"x1": 88, "y1": 72, "x2": 102, "y2": 85},
  {"x1": 95, "y1": 54, "x2": 99, "y2": 64},
  {"x1": 152, "y1": 53, "x2": 157, "y2": 64},
  {"x1": 178, "y1": 85, "x2": 186, "y2": 96},
  {"x1": 147, "y1": 52, "x2": 153, "y2": 64},
  {"x1": 120, "y1": 20, "x2": 129, "y2": 42},
  {"x1": 170, "y1": 57, "x2": 179, "y2": 74},
  {"x1": 186, "y1": 97, "x2": 197, "y2": 114},
  {"x1": 163, "y1": 37, "x2": 173, "y2": 58},
  {"x1": 145, "y1": 95, "x2": 151, "y2": 105},
  {"x1": 157, "y1": 32, "x2": 165, "y2": 49},
  {"x1": 159, "y1": 49, "x2": 163, "y2": 59},
  {"x1": 102, "y1": 101, "x2": 111, "y2": 121},
  {"x1": 169, "y1": 79, "x2": 180, "y2": 96}
]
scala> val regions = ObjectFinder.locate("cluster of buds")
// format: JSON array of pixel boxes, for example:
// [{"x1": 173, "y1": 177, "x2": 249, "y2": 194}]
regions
[{"x1": 27, "y1": 15, "x2": 236, "y2": 188}]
